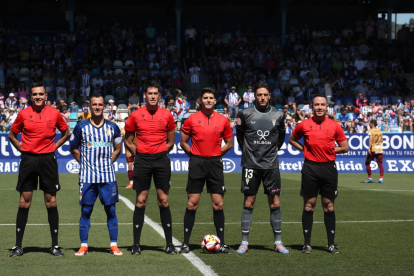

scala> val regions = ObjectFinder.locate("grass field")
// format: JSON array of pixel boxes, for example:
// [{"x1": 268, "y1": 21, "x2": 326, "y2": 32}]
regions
[{"x1": 1, "y1": 172, "x2": 414, "y2": 275}]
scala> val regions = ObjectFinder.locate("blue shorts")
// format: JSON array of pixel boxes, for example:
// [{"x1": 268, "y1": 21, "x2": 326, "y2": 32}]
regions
[{"x1": 79, "y1": 182, "x2": 119, "y2": 206}]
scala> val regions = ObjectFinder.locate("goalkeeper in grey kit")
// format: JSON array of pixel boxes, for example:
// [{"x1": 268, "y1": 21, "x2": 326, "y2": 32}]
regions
[{"x1": 235, "y1": 82, "x2": 289, "y2": 254}]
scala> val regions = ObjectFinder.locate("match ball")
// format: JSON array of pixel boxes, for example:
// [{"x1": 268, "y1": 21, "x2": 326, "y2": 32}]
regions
[{"x1": 201, "y1": 234, "x2": 221, "y2": 253}]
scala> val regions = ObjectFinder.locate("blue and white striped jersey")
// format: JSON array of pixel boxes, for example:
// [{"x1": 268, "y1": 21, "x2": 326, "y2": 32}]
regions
[{"x1": 70, "y1": 119, "x2": 122, "y2": 183}]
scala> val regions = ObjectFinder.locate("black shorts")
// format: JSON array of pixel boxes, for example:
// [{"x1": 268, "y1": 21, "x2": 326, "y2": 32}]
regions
[
  {"x1": 16, "y1": 152, "x2": 60, "y2": 192},
  {"x1": 301, "y1": 159, "x2": 338, "y2": 199},
  {"x1": 133, "y1": 151, "x2": 171, "y2": 190},
  {"x1": 186, "y1": 155, "x2": 225, "y2": 194},
  {"x1": 241, "y1": 167, "x2": 281, "y2": 196},
  {"x1": 186, "y1": 38, "x2": 195, "y2": 48}
]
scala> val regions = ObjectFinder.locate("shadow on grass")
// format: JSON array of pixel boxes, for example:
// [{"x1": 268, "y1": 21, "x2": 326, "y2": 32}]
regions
[
  {"x1": 227, "y1": 244, "x2": 274, "y2": 252},
  {"x1": 290, "y1": 244, "x2": 327, "y2": 252},
  {"x1": 18, "y1": 246, "x2": 51, "y2": 254},
  {"x1": 66, "y1": 245, "x2": 164, "y2": 254}
]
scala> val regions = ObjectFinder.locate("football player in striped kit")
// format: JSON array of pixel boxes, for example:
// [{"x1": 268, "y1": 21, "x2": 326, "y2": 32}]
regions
[{"x1": 70, "y1": 93, "x2": 123, "y2": 256}]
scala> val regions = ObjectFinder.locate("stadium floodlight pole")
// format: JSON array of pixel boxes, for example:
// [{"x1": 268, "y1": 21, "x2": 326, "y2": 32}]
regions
[
  {"x1": 280, "y1": 0, "x2": 291, "y2": 46},
  {"x1": 69, "y1": 0, "x2": 75, "y2": 32},
  {"x1": 175, "y1": 0, "x2": 184, "y2": 53},
  {"x1": 281, "y1": 9, "x2": 287, "y2": 46}
]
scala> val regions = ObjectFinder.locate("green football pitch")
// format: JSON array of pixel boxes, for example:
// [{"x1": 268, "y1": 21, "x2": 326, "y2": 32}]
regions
[{"x1": 1, "y1": 173, "x2": 413, "y2": 275}]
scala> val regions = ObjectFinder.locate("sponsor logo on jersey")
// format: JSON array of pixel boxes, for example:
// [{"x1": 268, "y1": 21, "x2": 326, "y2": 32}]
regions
[
  {"x1": 87, "y1": 141, "x2": 111, "y2": 148},
  {"x1": 257, "y1": 130, "x2": 270, "y2": 140},
  {"x1": 66, "y1": 160, "x2": 80, "y2": 173}
]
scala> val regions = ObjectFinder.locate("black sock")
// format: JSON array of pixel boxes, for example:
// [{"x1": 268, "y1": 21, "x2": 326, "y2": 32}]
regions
[
  {"x1": 133, "y1": 206, "x2": 145, "y2": 245},
  {"x1": 183, "y1": 208, "x2": 196, "y2": 245},
  {"x1": 302, "y1": 210, "x2": 314, "y2": 245},
  {"x1": 324, "y1": 211, "x2": 336, "y2": 245},
  {"x1": 213, "y1": 209, "x2": 225, "y2": 245},
  {"x1": 47, "y1": 207, "x2": 59, "y2": 247},
  {"x1": 159, "y1": 206, "x2": 173, "y2": 245},
  {"x1": 15, "y1": 207, "x2": 29, "y2": 248}
]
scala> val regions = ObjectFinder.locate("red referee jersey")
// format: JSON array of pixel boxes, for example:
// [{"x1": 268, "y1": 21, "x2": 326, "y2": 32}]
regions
[
  {"x1": 11, "y1": 106, "x2": 69, "y2": 154},
  {"x1": 181, "y1": 111, "x2": 233, "y2": 157},
  {"x1": 124, "y1": 106, "x2": 175, "y2": 154},
  {"x1": 292, "y1": 117, "x2": 347, "y2": 163}
]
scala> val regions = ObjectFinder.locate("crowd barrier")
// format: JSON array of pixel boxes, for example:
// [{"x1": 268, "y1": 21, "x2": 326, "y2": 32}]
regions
[{"x1": 0, "y1": 133, "x2": 413, "y2": 174}]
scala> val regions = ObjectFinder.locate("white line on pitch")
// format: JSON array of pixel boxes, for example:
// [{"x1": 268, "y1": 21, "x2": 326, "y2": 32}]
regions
[
  {"x1": 0, "y1": 187, "x2": 414, "y2": 192},
  {"x1": 118, "y1": 195, "x2": 217, "y2": 276},
  {"x1": 1, "y1": 219, "x2": 414, "y2": 227}
]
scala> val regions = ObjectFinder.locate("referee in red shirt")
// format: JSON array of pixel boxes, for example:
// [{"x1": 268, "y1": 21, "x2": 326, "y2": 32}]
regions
[
  {"x1": 124, "y1": 81, "x2": 176, "y2": 255},
  {"x1": 8, "y1": 83, "x2": 70, "y2": 257},
  {"x1": 289, "y1": 94, "x2": 348, "y2": 254},
  {"x1": 178, "y1": 87, "x2": 234, "y2": 254}
]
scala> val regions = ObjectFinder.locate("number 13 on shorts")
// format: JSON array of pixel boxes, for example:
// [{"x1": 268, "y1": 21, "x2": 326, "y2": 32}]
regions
[{"x1": 245, "y1": 169, "x2": 254, "y2": 184}]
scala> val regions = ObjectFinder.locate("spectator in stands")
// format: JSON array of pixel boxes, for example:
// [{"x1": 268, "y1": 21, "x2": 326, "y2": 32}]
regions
[
  {"x1": 17, "y1": 99, "x2": 28, "y2": 111},
  {"x1": 336, "y1": 107, "x2": 351, "y2": 131},
  {"x1": 224, "y1": 86, "x2": 241, "y2": 119},
  {"x1": 302, "y1": 101, "x2": 313, "y2": 119},
  {"x1": 79, "y1": 107, "x2": 91, "y2": 120},
  {"x1": 115, "y1": 82, "x2": 128, "y2": 104},
  {"x1": 326, "y1": 101, "x2": 336, "y2": 120},
  {"x1": 286, "y1": 91, "x2": 297, "y2": 113},
  {"x1": 166, "y1": 99, "x2": 178, "y2": 125},
  {"x1": 279, "y1": 66, "x2": 291, "y2": 90},
  {"x1": 243, "y1": 85, "x2": 254, "y2": 109},
  {"x1": 69, "y1": 100, "x2": 80, "y2": 114},
  {"x1": 174, "y1": 73, "x2": 185, "y2": 91},
  {"x1": 4, "y1": 108, "x2": 17, "y2": 131},
  {"x1": 189, "y1": 63, "x2": 200, "y2": 100},
  {"x1": 17, "y1": 81, "x2": 29, "y2": 101},
  {"x1": 401, "y1": 109, "x2": 412, "y2": 132},
  {"x1": 57, "y1": 99, "x2": 68, "y2": 113},
  {"x1": 145, "y1": 22, "x2": 156, "y2": 40},
  {"x1": 107, "y1": 106, "x2": 123, "y2": 125},
  {"x1": 180, "y1": 96, "x2": 191, "y2": 127},
  {"x1": 350, "y1": 108, "x2": 364, "y2": 128},
  {"x1": 107, "y1": 99, "x2": 116, "y2": 113},
  {"x1": 185, "y1": 23, "x2": 197, "y2": 58},
  {"x1": 61, "y1": 106, "x2": 70, "y2": 124},
  {"x1": 5, "y1": 93, "x2": 17, "y2": 111},
  {"x1": 0, "y1": 108, "x2": 6, "y2": 132}
]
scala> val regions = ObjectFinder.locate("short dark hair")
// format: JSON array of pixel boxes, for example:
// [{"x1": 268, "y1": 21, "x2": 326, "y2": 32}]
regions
[
  {"x1": 90, "y1": 93, "x2": 104, "y2": 101},
  {"x1": 370, "y1": 119, "x2": 377, "y2": 126},
  {"x1": 145, "y1": 81, "x2": 160, "y2": 93},
  {"x1": 254, "y1": 82, "x2": 270, "y2": 93},
  {"x1": 30, "y1": 82, "x2": 45, "y2": 91},
  {"x1": 312, "y1": 94, "x2": 327, "y2": 105},
  {"x1": 199, "y1": 87, "x2": 215, "y2": 98}
]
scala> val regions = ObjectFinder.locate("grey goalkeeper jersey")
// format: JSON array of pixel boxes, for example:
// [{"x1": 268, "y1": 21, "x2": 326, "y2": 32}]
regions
[{"x1": 236, "y1": 105, "x2": 286, "y2": 169}]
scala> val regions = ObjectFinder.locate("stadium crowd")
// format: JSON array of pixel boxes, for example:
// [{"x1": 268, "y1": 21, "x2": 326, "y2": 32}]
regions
[
  {"x1": 202, "y1": 19, "x2": 414, "y2": 133},
  {"x1": 0, "y1": 16, "x2": 414, "y2": 133}
]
